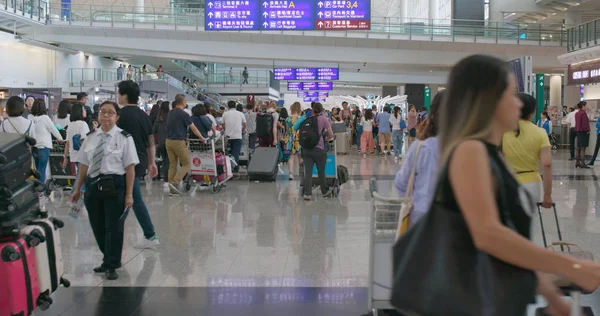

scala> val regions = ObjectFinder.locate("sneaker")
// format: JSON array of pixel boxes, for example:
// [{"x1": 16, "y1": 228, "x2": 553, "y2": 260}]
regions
[
  {"x1": 303, "y1": 195, "x2": 312, "y2": 201},
  {"x1": 168, "y1": 183, "x2": 182, "y2": 196},
  {"x1": 134, "y1": 236, "x2": 160, "y2": 249},
  {"x1": 363, "y1": 154, "x2": 367, "y2": 158},
  {"x1": 105, "y1": 269, "x2": 119, "y2": 280},
  {"x1": 322, "y1": 187, "x2": 334, "y2": 198}
]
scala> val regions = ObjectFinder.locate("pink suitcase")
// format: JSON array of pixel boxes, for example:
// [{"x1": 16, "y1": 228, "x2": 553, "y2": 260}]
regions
[{"x1": 0, "y1": 236, "x2": 42, "y2": 316}]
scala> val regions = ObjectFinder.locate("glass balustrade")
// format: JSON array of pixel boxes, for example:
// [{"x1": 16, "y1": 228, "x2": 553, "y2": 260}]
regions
[
  {"x1": 567, "y1": 19, "x2": 600, "y2": 52},
  {"x1": 1, "y1": 0, "x2": 48, "y2": 22},
  {"x1": 32, "y1": 4, "x2": 566, "y2": 45}
]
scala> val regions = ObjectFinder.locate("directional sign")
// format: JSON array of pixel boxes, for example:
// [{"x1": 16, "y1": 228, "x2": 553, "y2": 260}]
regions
[
  {"x1": 287, "y1": 82, "x2": 303, "y2": 91},
  {"x1": 260, "y1": 0, "x2": 315, "y2": 30},
  {"x1": 205, "y1": 0, "x2": 259, "y2": 30},
  {"x1": 274, "y1": 67, "x2": 339, "y2": 80},
  {"x1": 288, "y1": 81, "x2": 333, "y2": 90},
  {"x1": 205, "y1": 0, "x2": 370, "y2": 31},
  {"x1": 317, "y1": 82, "x2": 333, "y2": 90},
  {"x1": 315, "y1": 0, "x2": 371, "y2": 30}
]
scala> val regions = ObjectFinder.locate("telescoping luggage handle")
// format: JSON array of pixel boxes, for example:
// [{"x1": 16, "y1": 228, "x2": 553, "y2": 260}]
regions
[{"x1": 536, "y1": 202, "x2": 564, "y2": 251}]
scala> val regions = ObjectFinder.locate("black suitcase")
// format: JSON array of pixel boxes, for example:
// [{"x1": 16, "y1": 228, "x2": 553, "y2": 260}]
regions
[
  {"x1": 0, "y1": 179, "x2": 43, "y2": 236},
  {"x1": 0, "y1": 134, "x2": 38, "y2": 191},
  {"x1": 247, "y1": 147, "x2": 278, "y2": 182}
]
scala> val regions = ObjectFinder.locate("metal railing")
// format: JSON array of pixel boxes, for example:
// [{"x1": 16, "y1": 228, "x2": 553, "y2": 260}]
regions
[
  {"x1": 35, "y1": 4, "x2": 567, "y2": 45},
  {"x1": 567, "y1": 18, "x2": 600, "y2": 52},
  {"x1": 68, "y1": 68, "x2": 228, "y2": 106},
  {"x1": 1, "y1": 0, "x2": 48, "y2": 22}
]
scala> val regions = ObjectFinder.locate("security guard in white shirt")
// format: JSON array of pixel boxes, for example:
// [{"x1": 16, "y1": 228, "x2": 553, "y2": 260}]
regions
[{"x1": 71, "y1": 101, "x2": 139, "y2": 280}]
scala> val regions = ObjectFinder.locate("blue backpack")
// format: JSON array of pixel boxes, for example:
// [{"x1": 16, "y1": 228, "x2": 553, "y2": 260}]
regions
[{"x1": 72, "y1": 134, "x2": 82, "y2": 150}]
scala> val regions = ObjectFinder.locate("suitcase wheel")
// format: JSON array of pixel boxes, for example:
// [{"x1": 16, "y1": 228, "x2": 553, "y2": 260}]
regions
[
  {"x1": 0, "y1": 154, "x2": 5, "y2": 164},
  {"x1": 211, "y1": 184, "x2": 220, "y2": 194},
  {"x1": 60, "y1": 277, "x2": 71, "y2": 288},
  {"x1": 1, "y1": 246, "x2": 20, "y2": 262},
  {"x1": 50, "y1": 218, "x2": 64, "y2": 229},
  {"x1": 0, "y1": 187, "x2": 11, "y2": 199},
  {"x1": 31, "y1": 169, "x2": 42, "y2": 180},
  {"x1": 25, "y1": 230, "x2": 45, "y2": 247},
  {"x1": 37, "y1": 297, "x2": 51, "y2": 311}
]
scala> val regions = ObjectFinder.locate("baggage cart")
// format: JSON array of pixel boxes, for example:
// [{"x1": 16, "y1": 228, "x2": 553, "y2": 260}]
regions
[
  {"x1": 185, "y1": 136, "x2": 234, "y2": 194},
  {"x1": 46, "y1": 140, "x2": 76, "y2": 195},
  {"x1": 363, "y1": 178, "x2": 403, "y2": 316},
  {"x1": 299, "y1": 139, "x2": 340, "y2": 197}
]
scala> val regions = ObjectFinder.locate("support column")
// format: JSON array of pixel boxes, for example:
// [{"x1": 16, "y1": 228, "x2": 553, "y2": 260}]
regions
[
  {"x1": 564, "y1": 12, "x2": 582, "y2": 26},
  {"x1": 405, "y1": 84, "x2": 425, "y2": 110},
  {"x1": 549, "y1": 75, "x2": 562, "y2": 108},
  {"x1": 135, "y1": 0, "x2": 144, "y2": 14},
  {"x1": 564, "y1": 84, "x2": 581, "y2": 108}
]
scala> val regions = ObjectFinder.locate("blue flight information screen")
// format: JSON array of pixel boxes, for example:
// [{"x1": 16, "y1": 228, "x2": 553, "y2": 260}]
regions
[{"x1": 205, "y1": 0, "x2": 370, "y2": 31}]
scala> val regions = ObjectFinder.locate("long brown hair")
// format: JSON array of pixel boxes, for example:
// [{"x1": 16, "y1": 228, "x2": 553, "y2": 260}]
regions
[
  {"x1": 417, "y1": 91, "x2": 445, "y2": 140},
  {"x1": 438, "y1": 55, "x2": 510, "y2": 164}
]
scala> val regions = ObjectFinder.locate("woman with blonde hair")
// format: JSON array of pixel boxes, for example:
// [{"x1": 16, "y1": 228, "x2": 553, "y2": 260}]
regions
[
  {"x1": 285, "y1": 102, "x2": 302, "y2": 180},
  {"x1": 391, "y1": 54, "x2": 600, "y2": 315}
]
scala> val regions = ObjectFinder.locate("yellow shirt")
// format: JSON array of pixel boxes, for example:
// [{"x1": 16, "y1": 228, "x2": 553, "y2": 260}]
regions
[{"x1": 502, "y1": 120, "x2": 551, "y2": 184}]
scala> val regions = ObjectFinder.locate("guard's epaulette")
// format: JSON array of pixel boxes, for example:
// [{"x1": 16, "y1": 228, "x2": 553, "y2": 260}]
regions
[
  {"x1": 120, "y1": 130, "x2": 131, "y2": 137},
  {"x1": 86, "y1": 130, "x2": 95, "y2": 136}
]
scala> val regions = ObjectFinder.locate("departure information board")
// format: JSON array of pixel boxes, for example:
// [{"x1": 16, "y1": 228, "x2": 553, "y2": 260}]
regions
[
  {"x1": 287, "y1": 82, "x2": 333, "y2": 90},
  {"x1": 205, "y1": 0, "x2": 371, "y2": 31},
  {"x1": 274, "y1": 68, "x2": 339, "y2": 80}
]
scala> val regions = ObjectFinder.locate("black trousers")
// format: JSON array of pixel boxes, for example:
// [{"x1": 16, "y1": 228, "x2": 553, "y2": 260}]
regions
[
  {"x1": 302, "y1": 147, "x2": 328, "y2": 196},
  {"x1": 158, "y1": 145, "x2": 169, "y2": 180},
  {"x1": 590, "y1": 135, "x2": 600, "y2": 164},
  {"x1": 570, "y1": 127, "x2": 577, "y2": 159},
  {"x1": 84, "y1": 174, "x2": 127, "y2": 270}
]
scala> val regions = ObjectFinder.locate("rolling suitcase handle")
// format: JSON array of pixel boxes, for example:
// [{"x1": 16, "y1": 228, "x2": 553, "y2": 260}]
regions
[{"x1": 536, "y1": 203, "x2": 564, "y2": 251}]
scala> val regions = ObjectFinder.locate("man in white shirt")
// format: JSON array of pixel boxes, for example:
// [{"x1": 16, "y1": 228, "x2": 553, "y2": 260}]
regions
[
  {"x1": 222, "y1": 101, "x2": 246, "y2": 176},
  {"x1": 567, "y1": 106, "x2": 579, "y2": 161}
]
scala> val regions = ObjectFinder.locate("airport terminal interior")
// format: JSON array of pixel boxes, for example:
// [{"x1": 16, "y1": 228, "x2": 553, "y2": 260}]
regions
[{"x1": 2, "y1": 0, "x2": 600, "y2": 315}]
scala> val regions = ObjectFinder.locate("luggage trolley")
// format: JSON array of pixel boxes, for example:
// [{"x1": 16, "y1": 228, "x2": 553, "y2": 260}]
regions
[
  {"x1": 185, "y1": 136, "x2": 235, "y2": 194},
  {"x1": 46, "y1": 140, "x2": 77, "y2": 195},
  {"x1": 364, "y1": 178, "x2": 403, "y2": 316},
  {"x1": 299, "y1": 139, "x2": 340, "y2": 197}
]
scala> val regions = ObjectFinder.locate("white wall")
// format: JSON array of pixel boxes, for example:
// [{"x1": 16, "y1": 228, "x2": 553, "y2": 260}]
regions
[
  {"x1": 0, "y1": 32, "x2": 120, "y2": 92},
  {"x1": 584, "y1": 84, "x2": 600, "y2": 101}
]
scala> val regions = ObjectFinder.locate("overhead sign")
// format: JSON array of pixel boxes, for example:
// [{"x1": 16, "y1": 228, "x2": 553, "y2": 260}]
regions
[
  {"x1": 205, "y1": 0, "x2": 371, "y2": 31},
  {"x1": 568, "y1": 59, "x2": 600, "y2": 85},
  {"x1": 304, "y1": 97, "x2": 327, "y2": 102},
  {"x1": 297, "y1": 91, "x2": 319, "y2": 97},
  {"x1": 288, "y1": 81, "x2": 333, "y2": 91},
  {"x1": 315, "y1": 0, "x2": 371, "y2": 30},
  {"x1": 274, "y1": 68, "x2": 339, "y2": 80}
]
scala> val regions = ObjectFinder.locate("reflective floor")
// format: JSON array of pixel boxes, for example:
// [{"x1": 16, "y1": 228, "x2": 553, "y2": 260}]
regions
[{"x1": 36, "y1": 148, "x2": 600, "y2": 315}]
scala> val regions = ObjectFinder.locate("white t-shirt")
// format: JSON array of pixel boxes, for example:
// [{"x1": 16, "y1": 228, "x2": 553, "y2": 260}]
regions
[
  {"x1": 66, "y1": 121, "x2": 90, "y2": 161},
  {"x1": 1, "y1": 117, "x2": 36, "y2": 139},
  {"x1": 30, "y1": 115, "x2": 64, "y2": 149},
  {"x1": 207, "y1": 114, "x2": 217, "y2": 127},
  {"x1": 389, "y1": 114, "x2": 403, "y2": 131},
  {"x1": 222, "y1": 109, "x2": 246, "y2": 140},
  {"x1": 361, "y1": 117, "x2": 373, "y2": 132},
  {"x1": 54, "y1": 115, "x2": 70, "y2": 129},
  {"x1": 568, "y1": 110, "x2": 579, "y2": 128},
  {"x1": 184, "y1": 108, "x2": 192, "y2": 117}
]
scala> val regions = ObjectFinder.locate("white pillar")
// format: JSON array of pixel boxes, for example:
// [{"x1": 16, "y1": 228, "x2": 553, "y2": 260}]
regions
[
  {"x1": 564, "y1": 84, "x2": 581, "y2": 109},
  {"x1": 564, "y1": 12, "x2": 582, "y2": 26},
  {"x1": 135, "y1": 0, "x2": 144, "y2": 14},
  {"x1": 549, "y1": 75, "x2": 562, "y2": 107}
]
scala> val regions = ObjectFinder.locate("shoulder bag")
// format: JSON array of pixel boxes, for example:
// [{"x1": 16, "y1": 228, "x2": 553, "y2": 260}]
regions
[
  {"x1": 390, "y1": 152, "x2": 537, "y2": 316},
  {"x1": 395, "y1": 141, "x2": 422, "y2": 240}
]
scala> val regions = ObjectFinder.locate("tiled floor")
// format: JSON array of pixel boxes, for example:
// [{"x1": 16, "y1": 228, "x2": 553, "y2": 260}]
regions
[{"x1": 35, "y1": 149, "x2": 600, "y2": 315}]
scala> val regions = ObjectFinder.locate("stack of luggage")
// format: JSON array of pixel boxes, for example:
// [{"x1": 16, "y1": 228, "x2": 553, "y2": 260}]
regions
[{"x1": 0, "y1": 134, "x2": 70, "y2": 315}]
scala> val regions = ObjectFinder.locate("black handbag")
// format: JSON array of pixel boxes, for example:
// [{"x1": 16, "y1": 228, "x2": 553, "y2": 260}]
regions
[{"x1": 390, "y1": 157, "x2": 537, "y2": 316}]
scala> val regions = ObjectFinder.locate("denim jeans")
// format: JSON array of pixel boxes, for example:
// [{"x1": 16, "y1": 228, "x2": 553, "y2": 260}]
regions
[
  {"x1": 392, "y1": 130, "x2": 404, "y2": 157},
  {"x1": 133, "y1": 177, "x2": 155, "y2": 239},
  {"x1": 356, "y1": 130, "x2": 362, "y2": 151},
  {"x1": 228, "y1": 139, "x2": 242, "y2": 173},
  {"x1": 34, "y1": 147, "x2": 50, "y2": 183}
]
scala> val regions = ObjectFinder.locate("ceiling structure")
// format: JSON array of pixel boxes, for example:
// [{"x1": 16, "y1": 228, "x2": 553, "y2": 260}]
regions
[{"x1": 505, "y1": 0, "x2": 600, "y2": 27}]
